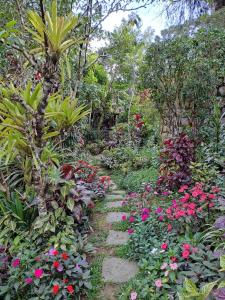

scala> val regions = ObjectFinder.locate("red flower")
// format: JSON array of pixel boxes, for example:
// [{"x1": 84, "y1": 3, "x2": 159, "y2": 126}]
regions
[
  {"x1": 158, "y1": 215, "x2": 164, "y2": 221},
  {"x1": 52, "y1": 284, "x2": 60, "y2": 295},
  {"x1": 53, "y1": 261, "x2": 60, "y2": 268},
  {"x1": 53, "y1": 250, "x2": 59, "y2": 256},
  {"x1": 171, "y1": 256, "x2": 177, "y2": 262},
  {"x1": 67, "y1": 285, "x2": 74, "y2": 294},
  {"x1": 212, "y1": 186, "x2": 220, "y2": 193},
  {"x1": 208, "y1": 194, "x2": 215, "y2": 200},
  {"x1": 34, "y1": 71, "x2": 42, "y2": 81},
  {"x1": 134, "y1": 114, "x2": 141, "y2": 121},
  {"x1": 161, "y1": 243, "x2": 168, "y2": 250},
  {"x1": 61, "y1": 253, "x2": 69, "y2": 261},
  {"x1": 63, "y1": 278, "x2": 69, "y2": 284}
]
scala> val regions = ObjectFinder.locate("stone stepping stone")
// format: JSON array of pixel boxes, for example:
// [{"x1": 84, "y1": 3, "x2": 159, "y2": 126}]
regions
[
  {"x1": 102, "y1": 257, "x2": 139, "y2": 283},
  {"x1": 105, "y1": 201, "x2": 125, "y2": 209},
  {"x1": 106, "y1": 212, "x2": 129, "y2": 223},
  {"x1": 106, "y1": 194, "x2": 124, "y2": 201},
  {"x1": 111, "y1": 190, "x2": 126, "y2": 195},
  {"x1": 106, "y1": 230, "x2": 129, "y2": 246}
]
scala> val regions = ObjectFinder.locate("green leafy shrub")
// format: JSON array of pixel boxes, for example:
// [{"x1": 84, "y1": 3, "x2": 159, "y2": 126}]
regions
[{"x1": 0, "y1": 247, "x2": 91, "y2": 299}]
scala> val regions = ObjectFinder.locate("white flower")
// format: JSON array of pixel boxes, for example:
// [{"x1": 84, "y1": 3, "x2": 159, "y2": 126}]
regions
[{"x1": 151, "y1": 248, "x2": 158, "y2": 254}]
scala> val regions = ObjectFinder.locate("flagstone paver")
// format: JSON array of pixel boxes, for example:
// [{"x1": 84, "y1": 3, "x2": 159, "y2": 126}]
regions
[
  {"x1": 106, "y1": 212, "x2": 129, "y2": 223},
  {"x1": 106, "y1": 230, "x2": 129, "y2": 246},
  {"x1": 102, "y1": 257, "x2": 139, "y2": 283},
  {"x1": 105, "y1": 201, "x2": 125, "y2": 209},
  {"x1": 106, "y1": 194, "x2": 125, "y2": 201}
]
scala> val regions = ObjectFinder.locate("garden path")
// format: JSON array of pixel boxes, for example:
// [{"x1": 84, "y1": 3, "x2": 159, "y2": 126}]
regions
[{"x1": 88, "y1": 165, "x2": 138, "y2": 300}]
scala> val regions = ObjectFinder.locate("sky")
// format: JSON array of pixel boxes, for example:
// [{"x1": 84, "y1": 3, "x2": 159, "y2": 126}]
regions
[{"x1": 91, "y1": 2, "x2": 168, "y2": 49}]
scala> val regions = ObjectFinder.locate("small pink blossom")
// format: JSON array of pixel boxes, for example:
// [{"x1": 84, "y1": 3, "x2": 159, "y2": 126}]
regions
[
  {"x1": 12, "y1": 258, "x2": 20, "y2": 268},
  {"x1": 34, "y1": 269, "x2": 43, "y2": 278},
  {"x1": 155, "y1": 279, "x2": 162, "y2": 288},
  {"x1": 178, "y1": 185, "x2": 188, "y2": 193},
  {"x1": 121, "y1": 215, "x2": 127, "y2": 221},
  {"x1": 167, "y1": 224, "x2": 172, "y2": 232},
  {"x1": 130, "y1": 291, "x2": 138, "y2": 300},
  {"x1": 155, "y1": 207, "x2": 163, "y2": 214},
  {"x1": 169, "y1": 263, "x2": 178, "y2": 270},
  {"x1": 161, "y1": 243, "x2": 168, "y2": 250},
  {"x1": 141, "y1": 214, "x2": 149, "y2": 222},
  {"x1": 160, "y1": 262, "x2": 168, "y2": 270},
  {"x1": 158, "y1": 215, "x2": 164, "y2": 221},
  {"x1": 129, "y1": 216, "x2": 135, "y2": 223},
  {"x1": 25, "y1": 277, "x2": 33, "y2": 284},
  {"x1": 128, "y1": 228, "x2": 134, "y2": 234}
]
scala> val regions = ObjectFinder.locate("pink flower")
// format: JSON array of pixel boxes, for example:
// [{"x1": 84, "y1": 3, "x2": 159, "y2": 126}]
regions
[
  {"x1": 130, "y1": 291, "x2": 138, "y2": 300},
  {"x1": 187, "y1": 209, "x2": 195, "y2": 216},
  {"x1": 182, "y1": 250, "x2": 190, "y2": 259},
  {"x1": 128, "y1": 228, "x2": 134, "y2": 234},
  {"x1": 161, "y1": 243, "x2": 168, "y2": 250},
  {"x1": 192, "y1": 189, "x2": 202, "y2": 197},
  {"x1": 171, "y1": 256, "x2": 177, "y2": 262},
  {"x1": 155, "y1": 207, "x2": 163, "y2": 214},
  {"x1": 25, "y1": 277, "x2": 33, "y2": 284},
  {"x1": 167, "y1": 224, "x2": 172, "y2": 232},
  {"x1": 162, "y1": 191, "x2": 170, "y2": 196},
  {"x1": 145, "y1": 185, "x2": 152, "y2": 192},
  {"x1": 169, "y1": 263, "x2": 178, "y2": 270},
  {"x1": 166, "y1": 208, "x2": 172, "y2": 214},
  {"x1": 200, "y1": 193, "x2": 207, "y2": 201},
  {"x1": 160, "y1": 262, "x2": 168, "y2": 270},
  {"x1": 129, "y1": 216, "x2": 135, "y2": 223},
  {"x1": 212, "y1": 186, "x2": 220, "y2": 193},
  {"x1": 142, "y1": 214, "x2": 149, "y2": 222},
  {"x1": 158, "y1": 215, "x2": 163, "y2": 221},
  {"x1": 12, "y1": 258, "x2": 20, "y2": 268},
  {"x1": 178, "y1": 185, "x2": 188, "y2": 193},
  {"x1": 142, "y1": 208, "x2": 150, "y2": 214},
  {"x1": 34, "y1": 269, "x2": 43, "y2": 278},
  {"x1": 121, "y1": 215, "x2": 127, "y2": 221},
  {"x1": 208, "y1": 194, "x2": 215, "y2": 200},
  {"x1": 209, "y1": 202, "x2": 215, "y2": 208},
  {"x1": 183, "y1": 244, "x2": 191, "y2": 250},
  {"x1": 155, "y1": 279, "x2": 162, "y2": 288}
]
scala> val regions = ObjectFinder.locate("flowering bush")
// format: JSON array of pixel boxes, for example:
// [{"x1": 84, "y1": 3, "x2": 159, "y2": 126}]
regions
[
  {"x1": 0, "y1": 248, "x2": 91, "y2": 299},
  {"x1": 157, "y1": 133, "x2": 196, "y2": 191}
]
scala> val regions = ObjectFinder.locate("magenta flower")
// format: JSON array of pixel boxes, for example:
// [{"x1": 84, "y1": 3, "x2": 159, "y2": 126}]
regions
[
  {"x1": 121, "y1": 215, "x2": 127, "y2": 221},
  {"x1": 12, "y1": 258, "x2": 20, "y2": 268},
  {"x1": 129, "y1": 216, "x2": 135, "y2": 223},
  {"x1": 128, "y1": 228, "x2": 134, "y2": 234},
  {"x1": 158, "y1": 215, "x2": 163, "y2": 221},
  {"x1": 142, "y1": 214, "x2": 148, "y2": 222},
  {"x1": 34, "y1": 269, "x2": 43, "y2": 278},
  {"x1": 25, "y1": 277, "x2": 33, "y2": 284},
  {"x1": 155, "y1": 207, "x2": 162, "y2": 214},
  {"x1": 155, "y1": 279, "x2": 162, "y2": 288}
]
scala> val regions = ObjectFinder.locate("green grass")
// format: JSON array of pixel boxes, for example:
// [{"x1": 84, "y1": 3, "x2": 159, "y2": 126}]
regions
[
  {"x1": 112, "y1": 221, "x2": 130, "y2": 232},
  {"x1": 87, "y1": 254, "x2": 105, "y2": 300},
  {"x1": 114, "y1": 244, "x2": 130, "y2": 258},
  {"x1": 89, "y1": 230, "x2": 108, "y2": 246},
  {"x1": 112, "y1": 167, "x2": 158, "y2": 192}
]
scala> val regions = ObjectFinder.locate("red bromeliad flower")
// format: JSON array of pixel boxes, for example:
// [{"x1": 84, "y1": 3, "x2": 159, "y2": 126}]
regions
[
  {"x1": 67, "y1": 285, "x2": 74, "y2": 294},
  {"x1": 52, "y1": 284, "x2": 60, "y2": 295},
  {"x1": 61, "y1": 253, "x2": 69, "y2": 261}
]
